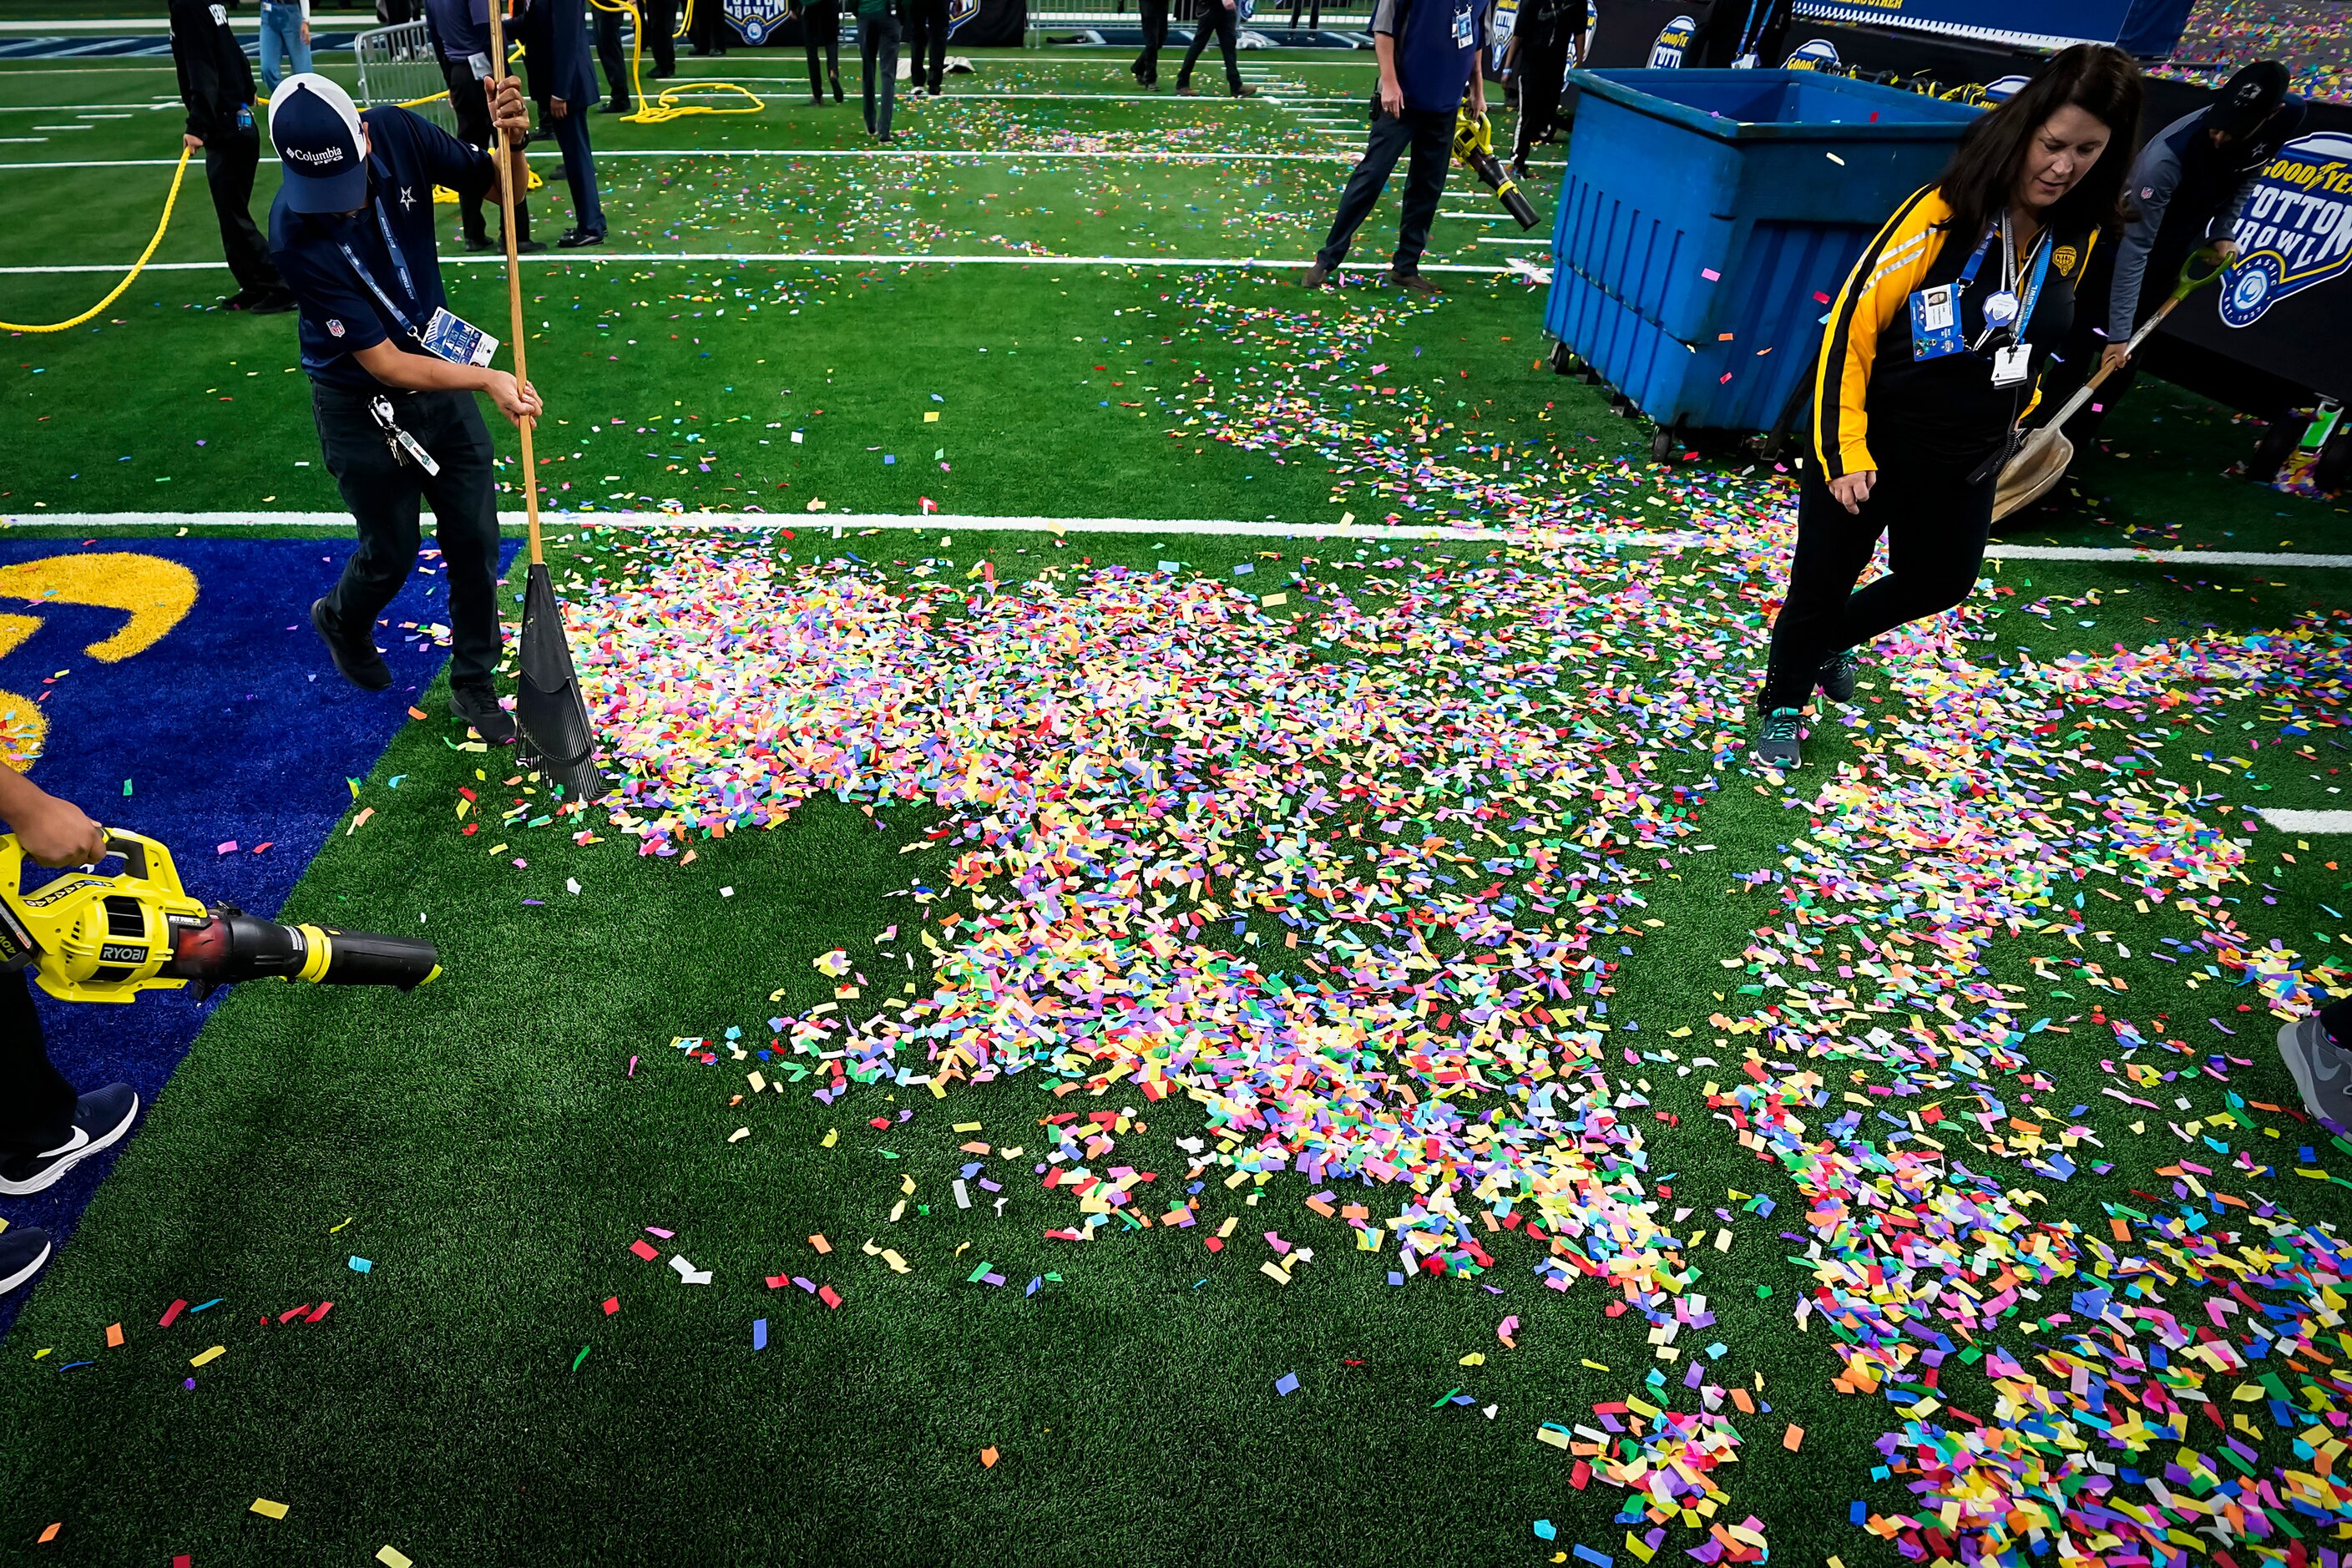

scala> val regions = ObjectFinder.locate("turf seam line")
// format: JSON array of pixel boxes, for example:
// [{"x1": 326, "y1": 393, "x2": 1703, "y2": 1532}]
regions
[{"x1": 0, "y1": 252, "x2": 1528, "y2": 275}]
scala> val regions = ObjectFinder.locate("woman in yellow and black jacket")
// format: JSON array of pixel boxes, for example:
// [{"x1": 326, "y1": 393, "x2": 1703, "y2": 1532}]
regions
[{"x1": 1754, "y1": 45, "x2": 2143, "y2": 770}]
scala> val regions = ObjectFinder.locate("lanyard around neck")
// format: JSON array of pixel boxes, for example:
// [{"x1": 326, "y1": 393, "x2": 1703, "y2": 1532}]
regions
[{"x1": 334, "y1": 186, "x2": 426, "y2": 341}]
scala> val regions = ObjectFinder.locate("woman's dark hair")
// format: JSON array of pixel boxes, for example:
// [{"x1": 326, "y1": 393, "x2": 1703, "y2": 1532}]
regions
[{"x1": 1935, "y1": 44, "x2": 2144, "y2": 240}]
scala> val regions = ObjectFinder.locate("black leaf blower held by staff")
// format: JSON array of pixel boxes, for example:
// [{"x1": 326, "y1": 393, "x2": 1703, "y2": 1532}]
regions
[
  {"x1": 1453, "y1": 109, "x2": 1538, "y2": 231},
  {"x1": 0, "y1": 829, "x2": 441, "y2": 1004}
]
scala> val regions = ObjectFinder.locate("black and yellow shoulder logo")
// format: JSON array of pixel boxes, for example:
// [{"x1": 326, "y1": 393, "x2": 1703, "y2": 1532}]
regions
[{"x1": 2053, "y1": 245, "x2": 2080, "y2": 277}]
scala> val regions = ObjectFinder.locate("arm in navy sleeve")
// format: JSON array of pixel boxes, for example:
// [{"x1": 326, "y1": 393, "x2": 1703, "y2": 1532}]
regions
[
  {"x1": 169, "y1": 0, "x2": 225, "y2": 139},
  {"x1": 392, "y1": 104, "x2": 498, "y2": 202}
]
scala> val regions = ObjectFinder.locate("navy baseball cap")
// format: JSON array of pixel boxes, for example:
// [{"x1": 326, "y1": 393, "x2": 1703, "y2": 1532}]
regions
[{"x1": 268, "y1": 73, "x2": 369, "y2": 214}]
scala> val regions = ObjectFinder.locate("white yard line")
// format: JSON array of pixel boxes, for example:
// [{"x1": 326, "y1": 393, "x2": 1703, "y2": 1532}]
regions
[
  {"x1": 12, "y1": 513, "x2": 2352, "y2": 574},
  {"x1": 2255, "y1": 812, "x2": 2352, "y2": 834},
  {"x1": 1, "y1": 147, "x2": 1363, "y2": 171},
  {"x1": 0, "y1": 250, "x2": 1517, "y2": 275}
]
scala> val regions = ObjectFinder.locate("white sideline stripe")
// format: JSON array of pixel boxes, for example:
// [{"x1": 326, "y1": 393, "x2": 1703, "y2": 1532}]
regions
[
  {"x1": 2256, "y1": 812, "x2": 2352, "y2": 834},
  {"x1": 7, "y1": 509, "x2": 1616, "y2": 543},
  {"x1": 12, "y1": 514, "x2": 2352, "y2": 572},
  {"x1": 0, "y1": 150, "x2": 1566, "y2": 172},
  {"x1": 0, "y1": 93, "x2": 1346, "y2": 109},
  {"x1": 0, "y1": 250, "x2": 1518, "y2": 275},
  {"x1": 0, "y1": 148, "x2": 1368, "y2": 170},
  {"x1": 1983, "y1": 544, "x2": 2352, "y2": 569}
]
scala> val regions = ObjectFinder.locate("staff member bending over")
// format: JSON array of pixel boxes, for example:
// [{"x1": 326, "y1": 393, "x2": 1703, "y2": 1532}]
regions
[
  {"x1": 266, "y1": 73, "x2": 542, "y2": 746},
  {"x1": 1753, "y1": 45, "x2": 2141, "y2": 770}
]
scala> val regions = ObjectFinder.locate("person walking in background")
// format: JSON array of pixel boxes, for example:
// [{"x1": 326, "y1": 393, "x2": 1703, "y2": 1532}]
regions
[
  {"x1": 169, "y1": 0, "x2": 293, "y2": 313},
  {"x1": 1505, "y1": 0, "x2": 1581, "y2": 179},
  {"x1": 797, "y1": 0, "x2": 844, "y2": 104},
  {"x1": 854, "y1": 0, "x2": 900, "y2": 139},
  {"x1": 423, "y1": 0, "x2": 542, "y2": 253},
  {"x1": 1130, "y1": 0, "x2": 1169, "y2": 89},
  {"x1": 257, "y1": 0, "x2": 312, "y2": 94},
  {"x1": 1299, "y1": 0, "x2": 1485, "y2": 293},
  {"x1": 904, "y1": 0, "x2": 949, "y2": 97},
  {"x1": 1287, "y1": 0, "x2": 1320, "y2": 36},
  {"x1": 2052, "y1": 60, "x2": 2302, "y2": 450},
  {"x1": 520, "y1": 0, "x2": 608, "y2": 245},
  {"x1": 593, "y1": 0, "x2": 633, "y2": 112},
  {"x1": 1174, "y1": 0, "x2": 1253, "y2": 99},
  {"x1": 1753, "y1": 46, "x2": 2141, "y2": 770}
]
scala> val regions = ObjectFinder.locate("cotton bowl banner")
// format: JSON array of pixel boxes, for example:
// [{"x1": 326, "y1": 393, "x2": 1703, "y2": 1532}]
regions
[
  {"x1": 948, "y1": 0, "x2": 979, "y2": 34},
  {"x1": 1647, "y1": 13, "x2": 1695, "y2": 67},
  {"x1": 2218, "y1": 132, "x2": 2352, "y2": 331},
  {"x1": 723, "y1": 0, "x2": 789, "y2": 43}
]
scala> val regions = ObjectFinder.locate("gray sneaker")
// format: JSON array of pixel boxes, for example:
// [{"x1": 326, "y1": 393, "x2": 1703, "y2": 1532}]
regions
[{"x1": 2277, "y1": 1016, "x2": 2352, "y2": 1131}]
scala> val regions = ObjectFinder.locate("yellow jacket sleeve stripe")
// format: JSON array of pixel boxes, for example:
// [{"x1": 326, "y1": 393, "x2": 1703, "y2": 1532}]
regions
[{"x1": 1813, "y1": 185, "x2": 1950, "y2": 480}]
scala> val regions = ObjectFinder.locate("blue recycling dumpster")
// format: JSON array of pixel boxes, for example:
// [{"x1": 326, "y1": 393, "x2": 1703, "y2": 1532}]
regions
[{"x1": 1545, "y1": 70, "x2": 1979, "y2": 454}]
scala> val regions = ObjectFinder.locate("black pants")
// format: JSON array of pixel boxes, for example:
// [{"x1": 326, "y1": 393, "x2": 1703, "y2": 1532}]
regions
[
  {"x1": 0, "y1": 971, "x2": 74, "y2": 1162},
  {"x1": 1176, "y1": 2, "x2": 1242, "y2": 93},
  {"x1": 1286, "y1": 0, "x2": 1318, "y2": 28},
  {"x1": 1758, "y1": 456, "x2": 1997, "y2": 713},
  {"x1": 312, "y1": 385, "x2": 505, "y2": 693},
  {"x1": 1132, "y1": 0, "x2": 1168, "y2": 81},
  {"x1": 1315, "y1": 102, "x2": 1453, "y2": 274},
  {"x1": 802, "y1": 0, "x2": 842, "y2": 99},
  {"x1": 858, "y1": 12, "x2": 899, "y2": 136},
  {"x1": 544, "y1": 104, "x2": 604, "y2": 234},
  {"x1": 1510, "y1": 33, "x2": 1566, "y2": 164},
  {"x1": 202, "y1": 119, "x2": 284, "y2": 296},
  {"x1": 442, "y1": 58, "x2": 530, "y2": 245},
  {"x1": 594, "y1": 1, "x2": 630, "y2": 107},
  {"x1": 688, "y1": 0, "x2": 729, "y2": 52},
  {"x1": 640, "y1": 0, "x2": 676, "y2": 73},
  {"x1": 903, "y1": 0, "x2": 948, "y2": 91}
]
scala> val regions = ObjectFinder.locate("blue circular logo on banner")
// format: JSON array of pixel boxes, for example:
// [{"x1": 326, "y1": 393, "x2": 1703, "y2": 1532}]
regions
[{"x1": 2219, "y1": 257, "x2": 2279, "y2": 329}]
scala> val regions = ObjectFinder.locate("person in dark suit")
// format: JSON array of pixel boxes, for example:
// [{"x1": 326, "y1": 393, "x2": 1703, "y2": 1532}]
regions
[
  {"x1": 592, "y1": 0, "x2": 632, "y2": 111},
  {"x1": 797, "y1": 0, "x2": 844, "y2": 103},
  {"x1": 1130, "y1": 0, "x2": 1167, "y2": 87},
  {"x1": 640, "y1": 0, "x2": 677, "y2": 74},
  {"x1": 519, "y1": 0, "x2": 608, "y2": 245},
  {"x1": 688, "y1": 0, "x2": 731, "y2": 53}
]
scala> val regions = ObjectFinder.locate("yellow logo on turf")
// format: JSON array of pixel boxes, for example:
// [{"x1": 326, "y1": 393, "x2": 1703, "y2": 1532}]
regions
[{"x1": 0, "y1": 554, "x2": 198, "y2": 771}]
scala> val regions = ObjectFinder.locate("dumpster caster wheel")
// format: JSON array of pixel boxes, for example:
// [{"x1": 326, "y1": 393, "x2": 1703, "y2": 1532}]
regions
[
  {"x1": 1651, "y1": 425, "x2": 1679, "y2": 463},
  {"x1": 1549, "y1": 341, "x2": 1576, "y2": 376}
]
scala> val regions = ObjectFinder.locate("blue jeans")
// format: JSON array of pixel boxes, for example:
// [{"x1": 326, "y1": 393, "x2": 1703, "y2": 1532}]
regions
[{"x1": 258, "y1": 2, "x2": 311, "y2": 94}]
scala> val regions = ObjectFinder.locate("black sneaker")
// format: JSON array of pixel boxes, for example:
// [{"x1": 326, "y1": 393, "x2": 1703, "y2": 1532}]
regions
[
  {"x1": 1817, "y1": 650, "x2": 1858, "y2": 704},
  {"x1": 0, "y1": 1085, "x2": 139, "y2": 1198},
  {"x1": 0, "y1": 1227, "x2": 51, "y2": 1295},
  {"x1": 248, "y1": 289, "x2": 297, "y2": 316},
  {"x1": 508, "y1": 237, "x2": 549, "y2": 256},
  {"x1": 599, "y1": 99, "x2": 632, "y2": 114},
  {"x1": 311, "y1": 598, "x2": 392, "y2": 691},
  {"x1": 1753, "y1": 707, "x2": 1803, "y2": 770},
  {"x1": 219, "y1": 289, "x2": 260, "y2": 311},
  {"x1": 463, "y1": 232, "x2": 494, "y2": 253},
  {"x1": 451, "y1": 685, "x2": 518, "y2": 746},
  {"x1": 558, "y1": 227, "x2": 607, "y2": 249}
]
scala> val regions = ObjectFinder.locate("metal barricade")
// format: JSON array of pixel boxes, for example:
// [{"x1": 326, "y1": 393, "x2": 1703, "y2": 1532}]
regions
[{"x1": 352, "y1": 20, "x2": 458, "y2": 136}]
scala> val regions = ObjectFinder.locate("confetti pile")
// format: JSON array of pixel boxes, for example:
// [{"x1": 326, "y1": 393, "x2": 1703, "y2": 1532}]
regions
[
  {"x1": 2154, "y1": 0, "x2": 2349, "y2": 104},
  {"x1": 555, "y1": 278, "x2": 2352, "y2": 1560}
]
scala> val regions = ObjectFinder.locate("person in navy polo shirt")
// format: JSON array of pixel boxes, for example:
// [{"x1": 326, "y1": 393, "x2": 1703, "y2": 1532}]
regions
[
  {"x1": 1301, "y1": 0, "x2": 1486, "y2": 293},
  {"x1": 266, "y1": 73, "x2": 543, "y2": 746}
]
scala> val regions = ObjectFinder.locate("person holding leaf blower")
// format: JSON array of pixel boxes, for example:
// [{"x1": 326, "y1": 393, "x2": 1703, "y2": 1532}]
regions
[
  {"x1": 266, "y1": 71, "x2": 542, "y2": 746},
  {"x1": 1300, "y1": 0, "x2": 1486, "y2": 294},
  {"x1": 0, "y1": 762, "x2": 134, "y2": 1296}
]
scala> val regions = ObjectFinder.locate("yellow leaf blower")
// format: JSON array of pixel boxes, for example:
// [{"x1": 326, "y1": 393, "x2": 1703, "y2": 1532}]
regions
[
  {"x1": 0, "y1": 828, "x2": 441, "y2": 1004},
  {"x1": 1453, "y1": 109, "x2": 1538, "y2": 231}
]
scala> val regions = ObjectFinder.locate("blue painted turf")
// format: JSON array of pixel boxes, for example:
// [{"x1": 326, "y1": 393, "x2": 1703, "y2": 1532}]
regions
[{"x1": 0, "y1": 535, "x2": 516, "y2": 1337}]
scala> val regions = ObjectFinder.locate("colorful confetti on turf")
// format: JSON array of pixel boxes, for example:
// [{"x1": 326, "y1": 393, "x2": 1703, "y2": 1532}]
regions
[{"x1": 554, "y1": 276, "x2": 2352, "y2": 1560}]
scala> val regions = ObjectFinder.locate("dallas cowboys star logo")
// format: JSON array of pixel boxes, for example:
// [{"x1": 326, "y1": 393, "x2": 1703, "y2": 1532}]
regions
[{"x1": 399, "y1": 186, "x2": 417, "y2": 212}]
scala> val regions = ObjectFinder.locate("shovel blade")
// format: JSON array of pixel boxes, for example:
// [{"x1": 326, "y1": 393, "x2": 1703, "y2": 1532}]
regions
[{"x1": 515, "y1": 562, "x2": 606, "y2": 804}]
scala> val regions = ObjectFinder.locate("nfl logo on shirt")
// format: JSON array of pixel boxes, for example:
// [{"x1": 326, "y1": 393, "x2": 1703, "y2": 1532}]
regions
[
  {"x1": 721, "y1": 0, "x2": 792, "y2": 43},
  {"x1": 327, "y1": 319, "x2": 346, "y2": 338}
]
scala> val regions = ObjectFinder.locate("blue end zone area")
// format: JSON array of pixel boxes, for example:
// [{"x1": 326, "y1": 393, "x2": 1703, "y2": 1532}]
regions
[{"x1": 0, "y1": 535, "x2": 516, "y2": 1337}]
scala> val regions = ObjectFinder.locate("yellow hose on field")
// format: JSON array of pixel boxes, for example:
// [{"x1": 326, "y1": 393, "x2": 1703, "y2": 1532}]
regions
[
  {"x1": 589, "y1": 0, "x2": 763, "y2": 125},
  {"x1": 0, "y1": 144, "x2": 194, "y2": 335}
]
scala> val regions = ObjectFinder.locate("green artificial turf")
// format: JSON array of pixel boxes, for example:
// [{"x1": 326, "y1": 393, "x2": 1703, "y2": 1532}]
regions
[{"x1": 3, "y1": 44, "x2": 2352, "y2": 1568}]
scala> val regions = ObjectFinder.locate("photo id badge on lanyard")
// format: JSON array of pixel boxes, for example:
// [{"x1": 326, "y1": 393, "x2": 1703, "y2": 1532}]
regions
[
  {"x1": 337, "y1": 198, "x2": 498, "y2": 367},
  {"x1": 1909, "y1": 220, "x2": 1995, "y2": 362},
  {"x1": 1452, "y1": 0, "x2": 1474, "y2": 46}
]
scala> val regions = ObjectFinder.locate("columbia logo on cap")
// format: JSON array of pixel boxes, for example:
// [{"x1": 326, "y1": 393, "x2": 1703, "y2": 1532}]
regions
[{"x1": 267, "y1": 73, "x2": 369, "y2": 215}]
